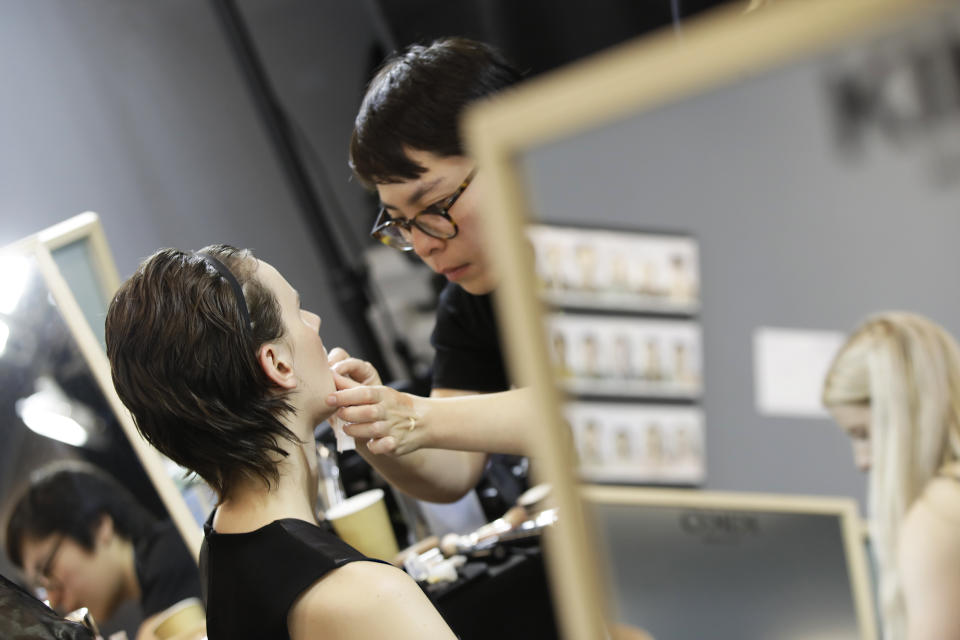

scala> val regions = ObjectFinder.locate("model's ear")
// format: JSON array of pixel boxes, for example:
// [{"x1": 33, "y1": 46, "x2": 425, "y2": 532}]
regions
[{"x1": 258, "y1": 341, "x2": 297, "y2": 389}]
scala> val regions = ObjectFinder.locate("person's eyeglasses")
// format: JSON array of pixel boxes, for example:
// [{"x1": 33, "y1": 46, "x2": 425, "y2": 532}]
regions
[
  {"x1": 34, "y1": 535, "x2": 65, "y2": 594},
  {"x1": 371, "y1": 169, "x2": 476, "y2": 251}
]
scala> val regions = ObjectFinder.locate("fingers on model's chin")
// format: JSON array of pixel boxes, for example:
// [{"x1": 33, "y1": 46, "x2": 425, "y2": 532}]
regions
[{"x1": 333, "y1": 377, "x2": 355, "y2": 391}]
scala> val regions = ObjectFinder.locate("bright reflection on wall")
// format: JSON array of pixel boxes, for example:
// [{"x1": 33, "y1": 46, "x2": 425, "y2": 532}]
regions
[
  {"x1": 0, "y1": 319, "x2": 9, "y2": 357},
  {"x1": 15, "y1": 377, "x2": 90, "y2": 447},
  {"x1": 0, "y1": 255, "x2": 31, "y2": 315}
]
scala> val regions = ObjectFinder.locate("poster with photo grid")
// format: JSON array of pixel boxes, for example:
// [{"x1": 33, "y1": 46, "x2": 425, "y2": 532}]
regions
[
  {"x1": 546, "y1": 314, "x2": 702, "y2": 399},
  {"x1": 529, "y1": 224, "x2": 705, "y2": 485},
  {"x1": 564, "y1": 402, "x2": 705, "y2": 485},
  {"x1": 527, "y1": 224, "x2": 699, "y2": 314}
]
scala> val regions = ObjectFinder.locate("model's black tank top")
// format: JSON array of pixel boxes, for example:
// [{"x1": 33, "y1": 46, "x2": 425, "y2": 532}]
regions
[{"x1": 199, "y1": 513, "x2": 379, "y2": 640}]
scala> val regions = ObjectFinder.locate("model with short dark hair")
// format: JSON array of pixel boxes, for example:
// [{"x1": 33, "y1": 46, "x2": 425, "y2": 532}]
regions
[
  {"x1": 105, "y1": 245, "x2": 455, "y2": 640},
  {"x1": 108, "y1": 245, "x2": 294, "y2": 500}
]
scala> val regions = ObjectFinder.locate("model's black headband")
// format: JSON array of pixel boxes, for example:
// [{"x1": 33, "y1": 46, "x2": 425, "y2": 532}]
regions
[{"x1": 195, "y1": 252, "x2": 252, "y2": 332}]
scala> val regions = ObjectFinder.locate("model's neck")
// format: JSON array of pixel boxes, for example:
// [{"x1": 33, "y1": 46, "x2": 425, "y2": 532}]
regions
[{"x1": 215, "y1": 414, "x2": 322, "y2": 533}]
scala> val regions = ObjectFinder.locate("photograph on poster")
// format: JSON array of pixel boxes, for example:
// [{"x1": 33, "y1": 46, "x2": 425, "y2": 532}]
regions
[
  {"x1": 547, "y1": 313, "x2": 702, "y2": 398},
  {"x1": 565, "y1": 401, "x2": 705, "y2": 485},
  {"x1": 527, "y1": 225, "x2": 699, "y2": 313}
]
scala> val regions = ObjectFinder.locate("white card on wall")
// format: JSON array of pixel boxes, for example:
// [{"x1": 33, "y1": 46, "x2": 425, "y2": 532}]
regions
[{"x1": 753, "y1": 327, "x2": 845, "y2": 417}]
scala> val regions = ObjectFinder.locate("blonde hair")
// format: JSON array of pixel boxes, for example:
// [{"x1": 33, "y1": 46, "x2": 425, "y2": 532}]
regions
[{"x1": 822, "y1": 312, "x2": 960, "y2": 640}]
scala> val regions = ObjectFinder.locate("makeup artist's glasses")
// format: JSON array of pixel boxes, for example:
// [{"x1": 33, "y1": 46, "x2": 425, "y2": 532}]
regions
[{"x1": 370, "y1": 169, "x2": 476, "y2": 251}]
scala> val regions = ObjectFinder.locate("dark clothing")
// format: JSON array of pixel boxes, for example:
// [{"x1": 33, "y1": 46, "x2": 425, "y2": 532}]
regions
[
  {"x1": 431, "y1": 283, "x2": 509, "y2": 392},
  {"x1": 425, "y1": 285, "x2": 550, "y2": 638},
  {"x1": 0, "y1": 573, "x2": 95, "y2": 640},
  {"x1": 134, "y1": 521, "x2": 203, "y2": 618},
  {"x1": 199, "y1": 514, "x2": 377, "y2": 640},
  {"x1": 430, "y1": 282, "x2": 527, "y2": 513}
]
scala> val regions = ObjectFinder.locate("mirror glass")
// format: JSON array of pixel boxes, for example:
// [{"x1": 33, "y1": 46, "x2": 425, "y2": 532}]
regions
[
  {"x1": 0, "y1": 217, "x2": 210, "y2": 634},
  {"x1": 48, "y1": 237, "x2": 111, "y2": 352},
  {"x1": 519, "y1": 1, "x2": 960, "y2": 497},
  {"x1": 0, "y1": 250, "x2": 165, "y2": 567}
]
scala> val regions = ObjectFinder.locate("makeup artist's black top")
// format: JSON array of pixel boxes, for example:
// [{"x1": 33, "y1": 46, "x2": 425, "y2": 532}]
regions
[
  {"x1": 431, "y1": 283, "x2": 509, "y2": 392},
  {"x1": 135, "y1": 521, "x2": 203, "y2": 618},
  {"x1": 199, "y1": 513, "x2": 378, "y2": 640},
  {"x1": 430, "y1": 283, "x2": 529, "y2": 514}
]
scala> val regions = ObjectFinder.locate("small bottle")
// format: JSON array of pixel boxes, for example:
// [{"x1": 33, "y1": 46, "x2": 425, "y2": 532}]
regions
[{"x1": 316, "y1": 442, "x2": 346, "y2": 516}]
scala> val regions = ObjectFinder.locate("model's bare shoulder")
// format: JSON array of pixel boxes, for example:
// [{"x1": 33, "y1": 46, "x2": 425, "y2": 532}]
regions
[
  {"x1": 287, "y1": 561, "x2": 456, "y2": 640},
  {"x1": 898, "y1": 478, "x2": 960, "y2": 640}
]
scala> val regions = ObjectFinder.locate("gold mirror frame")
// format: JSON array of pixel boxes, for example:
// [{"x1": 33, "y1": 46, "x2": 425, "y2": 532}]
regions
[{"x1": 464, "y1": 1, "x2": 936, "y2": 637}]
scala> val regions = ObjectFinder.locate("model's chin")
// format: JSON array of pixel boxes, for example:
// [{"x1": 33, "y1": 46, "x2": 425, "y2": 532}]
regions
[{"x1": 318, "y1": 407, "x2": 338, "y2": 426}]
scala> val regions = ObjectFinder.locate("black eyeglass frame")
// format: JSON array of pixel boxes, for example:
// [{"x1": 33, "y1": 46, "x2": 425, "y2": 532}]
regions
[{"x1": 370, "y1": 168, "x2": 477, "y2": 251}]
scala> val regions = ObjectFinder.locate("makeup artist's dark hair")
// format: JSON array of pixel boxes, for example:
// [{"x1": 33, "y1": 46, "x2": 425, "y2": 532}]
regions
[
  {"x1": 350, "y1": 37, "x2": 523, "y2": 188},
  {"x1": 105, "y1": 244, "x2": 294, "y2": 501},
  {"x1": 5, "y1": 462, "x2": 155, "y2": 568}
]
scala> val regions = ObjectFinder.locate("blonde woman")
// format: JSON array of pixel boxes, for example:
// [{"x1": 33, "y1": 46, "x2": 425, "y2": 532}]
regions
[{"x1": 822, "y1": 312, "x2": 960, "y2": 640}]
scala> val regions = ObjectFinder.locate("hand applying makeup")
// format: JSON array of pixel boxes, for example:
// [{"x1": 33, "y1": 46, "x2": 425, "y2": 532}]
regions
[{"x1": 326, "y1": 347, "x2": 428, "y2": 456}]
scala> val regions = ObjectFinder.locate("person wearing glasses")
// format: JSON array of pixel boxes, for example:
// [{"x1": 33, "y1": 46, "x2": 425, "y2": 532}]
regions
[
  {"x1": 4, "y1": 461, "x2": 202, "y2": 639},
  {"x1": 104, "y1": 246, "x2": 456, "y2": 640},
  {"x1": 335, "y1": 42, "x2": 659, "y2": 640},
  {"x1": 324, "y1": 37, "x2": 538, "y2": 505}
]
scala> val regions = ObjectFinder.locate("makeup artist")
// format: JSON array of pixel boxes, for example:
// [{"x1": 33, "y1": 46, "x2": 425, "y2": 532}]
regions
[{"x1": 327, "y1": 37, "x2": 538, "y2": 505}]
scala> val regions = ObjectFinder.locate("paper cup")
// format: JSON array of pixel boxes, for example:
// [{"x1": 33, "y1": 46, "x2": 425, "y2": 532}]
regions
[
  {"x1": 152, "y1": 598, "x2": 206, "y2": 640},
  {"x1": 324, "y1": 488, "x2": 399, "y2": 561}
]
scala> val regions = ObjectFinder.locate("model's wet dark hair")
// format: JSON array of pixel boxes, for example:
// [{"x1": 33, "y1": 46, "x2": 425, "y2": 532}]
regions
[
  {"x1": 105, "y1": 245, "x2": 295, "y2": 501},
  {"x1": 5, "y1": 462, "x2": 156, "y2": 568},
  {"x1": 350, "y1": 37, "x2": 522, "y2": 188}
]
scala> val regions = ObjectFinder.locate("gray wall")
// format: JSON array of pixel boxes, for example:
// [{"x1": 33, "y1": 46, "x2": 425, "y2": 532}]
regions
[
  {"x1": 0, "y1": 0, "x2": 378, "y2": 355},
  {"x1": 521, "y1": 45, "x2": 960, "y2": 506}
]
